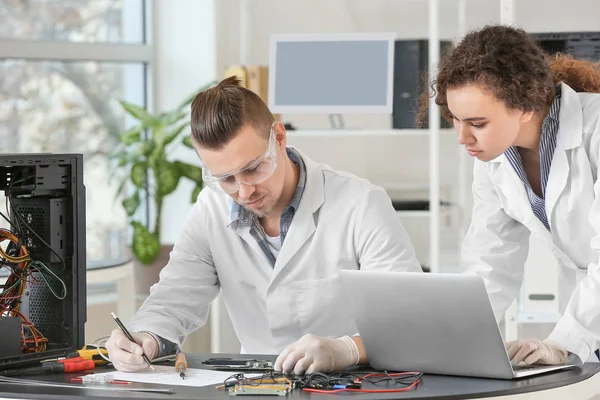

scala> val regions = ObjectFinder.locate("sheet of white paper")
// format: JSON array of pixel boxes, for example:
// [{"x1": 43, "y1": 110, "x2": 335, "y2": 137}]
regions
[{"x1": 91, "y1": 366, "x2": 258, "y2": 387}]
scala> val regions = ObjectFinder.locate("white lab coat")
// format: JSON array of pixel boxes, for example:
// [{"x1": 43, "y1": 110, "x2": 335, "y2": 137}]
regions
[
  {"x1": 463, "y1": 82, "x2": 600, "y2": 362},
  {"x1": 129, "y1": 149, "x2": 421, "y2": 354}
]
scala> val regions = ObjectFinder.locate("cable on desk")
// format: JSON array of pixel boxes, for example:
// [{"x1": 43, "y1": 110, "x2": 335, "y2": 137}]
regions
[{"x1": 217, "y1": 370, "x2": 423, "y2": 394}]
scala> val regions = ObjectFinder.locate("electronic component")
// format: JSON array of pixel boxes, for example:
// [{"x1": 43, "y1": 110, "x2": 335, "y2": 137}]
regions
[
  {"x1": 218, "y1": 371, "x2": 422, "y2": 395},
  {"x1": 202, "y1": 358, "x2": 274, "y2": 371},
  {"x1": 221, "y1": 375, "x2": 293, "y2": 396},
  {"x1": 229, "y1": 384, "x2": 291, "y2": 396},
  {"x1": 81, "y1": 373, "x2": 114, "y2": 385}
]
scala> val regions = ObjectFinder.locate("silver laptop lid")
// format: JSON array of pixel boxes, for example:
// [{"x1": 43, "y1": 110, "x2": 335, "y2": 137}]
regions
[{"x1": 339, "y1": 271, "x2": 514, "y2": 379}]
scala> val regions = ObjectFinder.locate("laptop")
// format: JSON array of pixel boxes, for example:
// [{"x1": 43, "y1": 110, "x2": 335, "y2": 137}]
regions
[{"x1": 338, "y1": 270, "x2": 574, "y2": 379}]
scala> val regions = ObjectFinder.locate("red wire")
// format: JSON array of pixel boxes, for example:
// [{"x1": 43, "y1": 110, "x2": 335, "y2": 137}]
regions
[{"x1": 302, "y1": 378, "x2": 422, "y2": 394}]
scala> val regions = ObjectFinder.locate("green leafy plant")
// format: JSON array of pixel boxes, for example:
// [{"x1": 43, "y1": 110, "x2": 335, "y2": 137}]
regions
[{"x1": 112, "y1": 82, "x2": 214, "y2": 265}]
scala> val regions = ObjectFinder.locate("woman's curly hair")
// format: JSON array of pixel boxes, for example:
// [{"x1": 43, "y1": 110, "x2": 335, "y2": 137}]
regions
[{"x1": 417, "y1": 25, "x2": 600, "y2": 126}]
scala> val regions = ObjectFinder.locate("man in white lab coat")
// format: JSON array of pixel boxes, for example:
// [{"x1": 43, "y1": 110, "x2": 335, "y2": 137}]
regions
[{"x1": 106, "y1": 76, "x2": 421, "y2": 372}]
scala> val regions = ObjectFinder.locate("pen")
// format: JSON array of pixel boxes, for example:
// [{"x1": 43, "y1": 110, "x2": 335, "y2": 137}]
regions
[{"x1": 110, "y1": 312, "x2": 155, "y2": 371}]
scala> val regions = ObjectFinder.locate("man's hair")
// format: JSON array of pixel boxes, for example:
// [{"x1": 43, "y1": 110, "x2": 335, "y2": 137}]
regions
[
  {"x1": 190, "y1": 76, "x2": 275, "y2": 150},
  {"x1": 416, "y1": 25, "x2": 600, "y2": 126}
]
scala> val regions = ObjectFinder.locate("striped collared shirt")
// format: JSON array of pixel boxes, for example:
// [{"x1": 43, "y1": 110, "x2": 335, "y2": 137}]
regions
[
  {"x1": 505, "y1": 88, "x2": 561, "y2": 231},
  {"x1": 228, "y1": 147, "x2": 307, "y2": 266}
]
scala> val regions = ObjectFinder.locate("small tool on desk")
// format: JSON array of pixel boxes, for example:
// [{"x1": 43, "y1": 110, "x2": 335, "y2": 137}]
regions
[
  {"x1": 71, "y1": 375, "x2": 131, "y2": 385},
  {"x1": 175, "y1": 351, "x2": 187, "y2": 380},
  {"x1": 110, "y1": 312, "x2": 155, "y2": 371},
  {"x1": 42, "y1": 345, "x2": 109, "y2": 365},
  {"x1": 0, "y1": 358, "x2": 95, "y2": 377},
  {"x1": 66, "y1": 345, "x2": 110, "y2": 365}
]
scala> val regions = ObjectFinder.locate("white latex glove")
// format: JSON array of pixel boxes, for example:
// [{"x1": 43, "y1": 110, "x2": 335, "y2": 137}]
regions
[
  {"x1": 506, "y1": 338, "x2": 568, "y2": 366},
  {"x1": 274, "y1": 334, "x2": 360, "y2": 375},
  {"x1": 105, "y1": 328, "x2": 159, "y2": 372}
]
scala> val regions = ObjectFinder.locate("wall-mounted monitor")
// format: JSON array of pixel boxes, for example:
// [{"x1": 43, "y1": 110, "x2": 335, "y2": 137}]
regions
[{"x1": 269, "y1": 33, "x2": 396, "y2": 114}]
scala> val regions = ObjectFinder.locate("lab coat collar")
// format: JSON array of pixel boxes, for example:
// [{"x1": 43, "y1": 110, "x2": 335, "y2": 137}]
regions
[
  {"x1": 270, "y1": 149, "x2": 326, "y2": 285},
  {"x1": 227, "y1": 197, "x2": 241, "y2": 228},
  {"x1": 293, "y1": 147, "x2": 326, "y2": 214},
  {"x1": 556, "y1": 82, "x2": 583, "y2": 150},
  {"x1": 544, "y1": 82, "x2": 583, "y2": 226},
  {"x1": 488, "y1": 153, "x2": 507, "y2": 164}
]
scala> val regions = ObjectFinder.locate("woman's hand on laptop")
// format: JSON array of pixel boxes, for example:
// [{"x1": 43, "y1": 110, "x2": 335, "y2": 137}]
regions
[
  {"x1": 274, "y1": 334, "x2": 364, "y2": 375},
  {"x1": 506, "y1": 338, "x2": 568, "y2": 366}
]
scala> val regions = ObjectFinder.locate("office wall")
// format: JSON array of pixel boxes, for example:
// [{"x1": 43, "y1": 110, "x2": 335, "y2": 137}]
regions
[{"x1": 154, "y1": 0, "x2": 217, "y2": 246}]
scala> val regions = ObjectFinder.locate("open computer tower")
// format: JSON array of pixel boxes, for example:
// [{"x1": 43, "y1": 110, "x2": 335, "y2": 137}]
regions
[{"x1": 0, "y1": 154, "x2": 86, "y2": 368}]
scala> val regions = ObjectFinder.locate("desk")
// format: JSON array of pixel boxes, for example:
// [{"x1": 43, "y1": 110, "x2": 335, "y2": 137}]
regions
[
  {"x1": 87, "y1": 259, "x2": 136, "y2": 324},
  {"x1": 0, "y1": 354, "x2": 598, "y2": 400}
]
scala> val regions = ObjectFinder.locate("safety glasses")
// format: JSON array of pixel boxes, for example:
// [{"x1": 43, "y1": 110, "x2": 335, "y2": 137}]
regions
[{"x1": 201, "y1": 124, "x2": 278, "y2": 195}]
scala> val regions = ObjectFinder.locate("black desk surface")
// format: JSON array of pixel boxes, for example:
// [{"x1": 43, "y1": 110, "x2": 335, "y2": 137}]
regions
[{"x1": 0, "y1": 354, "x2": 598, "y2": 400}]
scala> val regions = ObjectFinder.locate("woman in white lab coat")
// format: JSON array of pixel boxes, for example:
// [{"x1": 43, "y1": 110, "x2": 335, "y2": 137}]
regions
[
  {"x1": 275, "y1": 24, "x2": 600, "y2": 374},
  {"x1": 420, "y1": 25, "x2": 600, "y2": 366}
]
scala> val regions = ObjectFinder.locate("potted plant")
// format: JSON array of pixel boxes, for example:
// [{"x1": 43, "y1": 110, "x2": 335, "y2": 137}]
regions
[{"x1": 111, "y1": 82, "x2": 214, "y2": 277}]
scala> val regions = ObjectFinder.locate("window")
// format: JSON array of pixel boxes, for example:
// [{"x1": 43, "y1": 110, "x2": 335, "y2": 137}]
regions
[
  {"x1": 0, "y1": 0, "x2": 152, "y2": 262},
  {"x1": 0, "y1": 0, "x2": 145, "y2": 43}
]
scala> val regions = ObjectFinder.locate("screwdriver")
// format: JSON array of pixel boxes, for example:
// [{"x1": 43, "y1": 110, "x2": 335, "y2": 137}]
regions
[
  {"x1": 175, "y1": 352, "x2": 187, "y2": 380},
  {"x1": 0, "y1": 359, "x2": 95, "y2": 377},
  {"x1": 66, "y1": 345, "x2": 110, "y2": 365}
]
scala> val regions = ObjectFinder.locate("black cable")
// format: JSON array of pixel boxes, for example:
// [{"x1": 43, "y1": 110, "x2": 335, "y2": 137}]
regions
[
  {"x1": 223, "y1": 373, "x2": 245, "y2": 388},
  {"x1": 366, "y1": 371, "x2": 423, "y2": 386},
  {"x1": 0, "y1": 209, "x2": 21, "y2": 235},
  {"x1": 297, "y1": 370, "x2": 422, "y2": 390},
  {"x1": 7, "y1": 175, "x2": 67, "y2": 274}
]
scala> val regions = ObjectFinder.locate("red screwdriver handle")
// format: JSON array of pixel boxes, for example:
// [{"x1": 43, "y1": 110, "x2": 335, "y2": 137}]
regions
[
  {"x1": 63, "y1": 360, "x2": 95, "y2": 372},
  {"x1": 59, "y1": 357, "x2": 84, "y2": 363}
]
